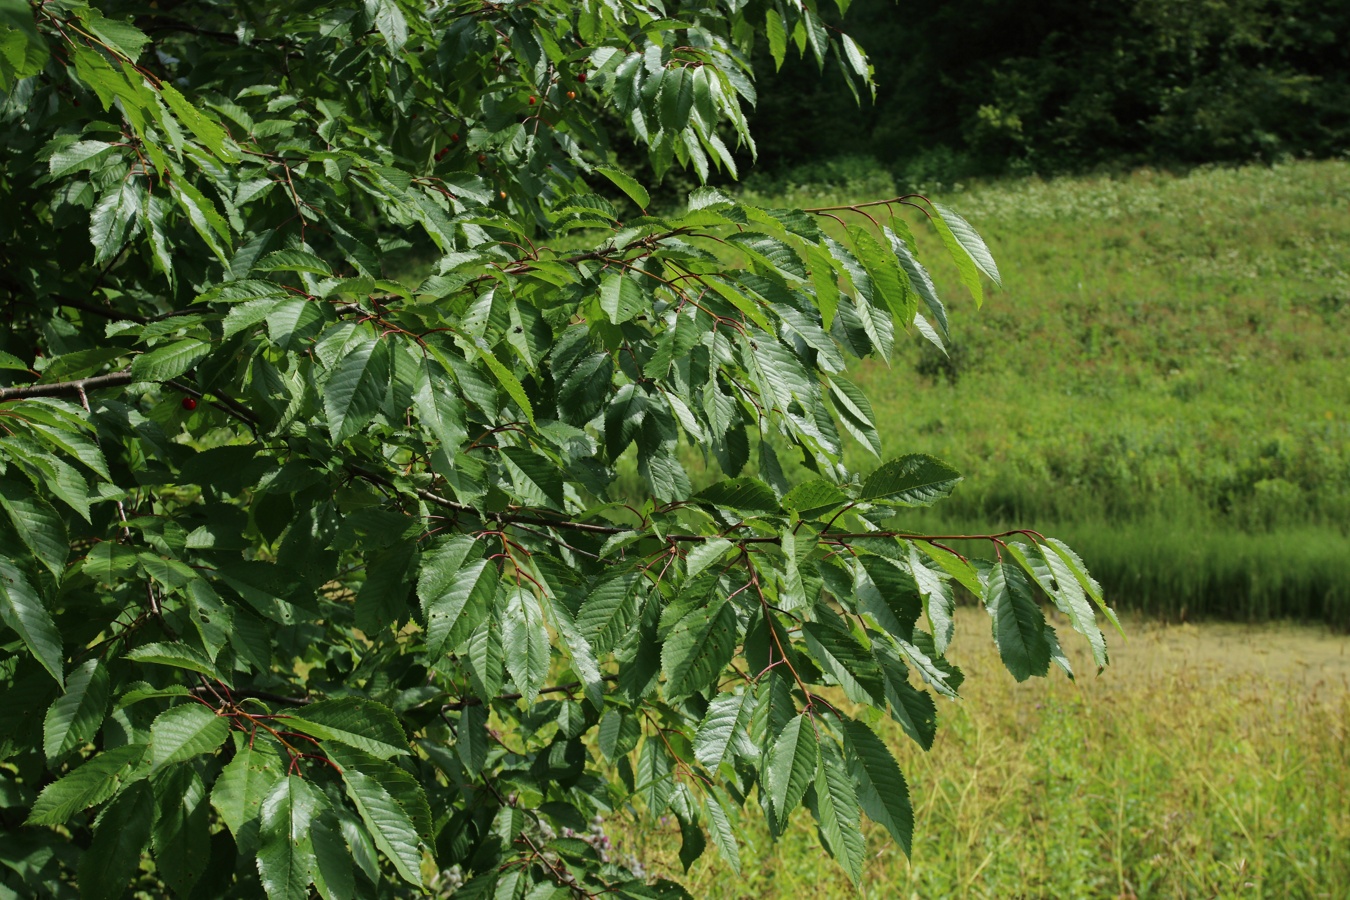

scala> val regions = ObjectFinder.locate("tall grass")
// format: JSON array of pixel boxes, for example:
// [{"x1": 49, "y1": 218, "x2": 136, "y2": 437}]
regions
[{"x1": 632, "y1": 609, "x2": 1350, "y2": 898}]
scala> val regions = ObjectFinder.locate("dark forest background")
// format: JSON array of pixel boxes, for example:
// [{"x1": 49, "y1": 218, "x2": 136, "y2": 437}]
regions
[{"x1": 736, "y1": 0, "x2": 1350, "y2": 187}]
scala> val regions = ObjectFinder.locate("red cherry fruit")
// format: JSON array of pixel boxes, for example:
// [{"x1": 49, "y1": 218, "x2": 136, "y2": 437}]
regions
[
  {"x1": 451, "y1": 133, "x2": 460, "y2": 142},
  {"x1": 528, "y1": 95, "x2": 536, "y2": 105},
  {"x1": 499, "y1": 190, "x2": 508, "y2": 199},
  {"x1": 181, "y1": 397, "x2": 198, "y2": 411},
  {"x1": 567, "y1": 91, "x2": 576, "y2": 100},
  {"x1": 477, "y1": 153, "x2": 487, "y2": 163},
  {"x1": 577, "y1": 72, "x2": 587, "y2": 83},
  {"x1": 435, "y1": 147, "x2": 450, "y2": 161}
]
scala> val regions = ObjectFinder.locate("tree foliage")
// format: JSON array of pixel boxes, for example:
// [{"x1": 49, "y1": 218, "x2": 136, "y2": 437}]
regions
[
  {"x1": 742, "y1": 0, "x2": 1350, "y2": 180},
  {"x1": 0, "y1": 1, "x2": 1115, "y2": 897}
]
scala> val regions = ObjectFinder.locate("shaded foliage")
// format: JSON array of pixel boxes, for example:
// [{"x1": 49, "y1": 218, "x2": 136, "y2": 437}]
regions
[{"x1": 741, "y1": 0, "x2": 1350, "y2": 181}]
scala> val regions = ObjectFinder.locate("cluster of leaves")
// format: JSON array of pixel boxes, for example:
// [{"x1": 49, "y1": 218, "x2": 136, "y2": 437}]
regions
[{"x1": 0, "y1": 1, "x2": 1114, "y2": 898}]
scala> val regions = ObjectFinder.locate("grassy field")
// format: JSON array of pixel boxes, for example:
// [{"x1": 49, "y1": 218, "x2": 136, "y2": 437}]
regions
[
  {"x1": 633, "y1": 608, "x2": 1350, "y2": 898},
  {"x1": 748, "y1": 160, "x2": 1350, "y2": 626}
]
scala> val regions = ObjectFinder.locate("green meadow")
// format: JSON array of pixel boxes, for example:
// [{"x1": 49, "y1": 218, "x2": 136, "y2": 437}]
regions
[{"x1": 756, "y1": 160, "x2": 1350, "y2": 627}]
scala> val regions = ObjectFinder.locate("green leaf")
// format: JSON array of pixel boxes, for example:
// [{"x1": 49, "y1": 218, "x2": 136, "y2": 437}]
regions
[
  {"x1": 89, "y1": 181, "x2": 142, "y2": 264},
  {"x1": 765, "y1": 713, "x2": 816, "y2": 820},
  {"x1": 985, "y1": 561, "x2": 1050, "y2": 682},
  {"x1": 604, "y1": 383, "x2": 648, "y2": 455},
  {"x1": 848, "y1": 225, "x2": 914, "y2": 323},
  {"x1": 211, "y1": 736, "x2": 284, "y2": 852},
  {"x1": 933, "y1": 202, "x2": 1002, "y2": 303},
  {"x1": 43, "y1": 659, "x2": 109, "y2": 762},
  {"x1": 324, "y1": 336, "x2": 392, "y2": 443},
  {"x1": 412, "y1": 359, "x2": 467, "y2": 450},
  {"x1": 576, "y1": 572, "x2": 641, "y2": 656},
  {"x1": 659, "y1": 66, "x2": 694, "y2": 133},
  {"x1": 475, "y1": 347, "x2": 535, "y2": 425},
  {"x1": 27, "y1": 744, "x2": 146, "y2": 825},
  {"x1": 78, "y1": 780, "x2": 154, "y2": 900},
  {"x1": 457, "y1": 703, "x2": 488, "y2": 773},
  {"x1": 814, "y1": 738, "x2": 865, "y2": 884},
  {"x1": 501, "y1": 446, "x2": 565, "y2": 510},
  {"x1": 854, "y1": 555, "x2": 921, "y2": 644},
  {"x1": 1044, "y1": 537, "x2": 1121, "y2": 635},
  {"x1": 1035, "y1": 542, "x2": 1108, "y2": 667},
  {"x1": 840, "y1": 716, "x2": 913, "y2": 855},
  {"x1": 783, "y1": 479, "x2": 848, "y2": 519},
  {"x1": 597, "y1": 707, "x2": 640, "y2": 763},
  {"x1": 803, "y1": 615, "x2": 885, "y2": 705},
  {"x1": 75, "y1": 7, "x2": 149, "y2": 60},
  {"x1": 5, "y1": 443, "x2": 93, "y2": 521},
  {"x1": 0, "y1": 556, "x2": 63, "y2": 686},
  {"x1": 693, "y1": 688, "x2": 753, "y2": 771},
  {"x1": 808, "y1": 244, "x2": 841, "y2": 330},
  {"x1": 49, "y1": 140, "x2": 116, "y2": 178},
  {"x1": 504, "y1": 588, "x2": 550, "y2": 704},
  {"x1": 257, "y1": 776, "x2": 318, "y2": 900},
  {"x1": 840, "y1": 34, "x2": 870, "y2": 81},
  {"x1": 861, "y1": 454, "x2": 963, "y2": 506},
  {"x1": 550, "y1": 599, "x2": 606, "y2": 709},
  {"x1": 310, "y1": 805, "x2": 356, "y2": 900},
  {"x1": 876, "y1": 648, "x2": 937, "y2": 750},
  {"x1": 661, "y1": 595, "x2": 738, "y2": 700},
  {"x1": 0, "y1": 0, "x2": 48, "y2": 90},
  {"x1": 694, "y1": 477, "x2": 779, "y2": 515},
  {"x1": 173, "y1": 178, "x2": 232, "y2": 264},
  {"x1": 151, "y1": 765, "x2": 211, "y2": 897},
  {"x1": 638, "y1": 733, "x2": 675, "y2": 815},
  {"x1": 727, "y1": 232, "x2": 807, "y2": 279},
  {"x1": 288, "y1": 697, "x2": 408, "y2": 759},
  {"x1": 703, "y1": 790, "x2": 742, "y2": 874},
  {"x1": 892, "y1": 634, "x2": 961, "y2": 700},
  {"x1": 595, "y1": 166, "x2": 650, "y2": 210},
  {"x1": 333, "y1": 753, "x2": 424, "y2": 887},
  {"x1": 421, "y1": 557, "x2": 496, "y2": 658},
  {"x1": 684, "y1": 538, "x2": 733, "y2": 580},
  {"x1": 21, "y1": 407, "x2": 112, "y2": 480},
  {"x1": 255, "y1": 248, "x2": 332, "y2": 276},
  {"x1": 915, "y1": 540, "x2": 983, "y2": 598},
  {"x1": 600, "y1": 272, "x2": 647, "y2": 324},
  {"x1": 149, "y1": 703, "x2": 230, "y2": 770},
  {"x1": 765, "y1": 8, "x2": 787, "y2": 70},
  {"x1": 828, "y1": 376, "x2": 882, "y2": 458},
  {"x1": 160, "y1": 82, "x2": 237, "y2": 161},
  {"x1": 131, "y1": 338, "x2": 211, "y2": 383},
  {"x1": 0, "y1": 478, "x2": 68, "y2": 578},
  {"x1": 886, "y1": 225, "x2": 948, "y2": 336},
  {"x1": 354, "y1": 540, "x2": 414, "y2": 635},
  {"x1": 677, "y1": 794, "x2": 706, "y2": 872},
  {"x1": 372, "y1": 0, "x2": 408, "y2": 51},
  {"x1": 126, "y1": 641, "x2": 223, "y2": 681}
]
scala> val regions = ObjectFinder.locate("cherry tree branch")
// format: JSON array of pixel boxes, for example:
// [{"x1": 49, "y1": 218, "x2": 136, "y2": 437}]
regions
[{"x1": 0, "y1": 370, "x2": 134, "y2": 402}]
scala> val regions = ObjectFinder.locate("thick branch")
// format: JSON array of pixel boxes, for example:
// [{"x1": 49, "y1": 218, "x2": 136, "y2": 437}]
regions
[{"x1": 0, "y1": 370, "x2": 133, "y2": 402}]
